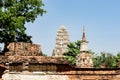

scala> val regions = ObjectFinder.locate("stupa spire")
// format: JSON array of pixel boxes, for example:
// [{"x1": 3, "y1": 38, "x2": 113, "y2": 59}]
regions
[
  {"x1": 80, "y1": 26, "x2": 88, "y2": 52},
  {"x1": 76, "y1": 26, "x2": 93, "y2": 68},
  {"x1": 82, "y1": 26, "x2": 86, "y2": 42}
]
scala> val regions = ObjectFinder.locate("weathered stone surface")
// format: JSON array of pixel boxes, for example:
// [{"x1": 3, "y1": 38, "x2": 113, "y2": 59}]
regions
[
  {"x1": 7, "y1": 56, "x2": 69, "y2": 64},
  {"x1": 2, "y1": 68, "x2": 120, "y2": 80},
  {"x1": 5, "y1": 42, "x2": 42, "y2": 56},
  {"x1": 1, "y1": 54, "x2": 120, "y2": 80},
  {"x1": 2, "y1": 73, "x2": 69, "y2": 80},
  {"x1": 76, "y1": 52, "x2": 93, "y2": 68},
  {"x1": 76, "y1": 27, "x2": 93, "y2": 68},
  {"x1": 1, "y1": 42, "x2": 120, "y2": 80},
  {"x1": 52, "y1": 25, "x2": 69, "y2": 57}
]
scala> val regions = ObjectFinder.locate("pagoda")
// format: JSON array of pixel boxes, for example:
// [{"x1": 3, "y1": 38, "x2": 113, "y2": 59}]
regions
[
  {"x1": 52, "y1": 25, "x2": 69, "y2": 57},
  {"x1": 76, "y1": 26, "x2": 93, "y2": 68}
]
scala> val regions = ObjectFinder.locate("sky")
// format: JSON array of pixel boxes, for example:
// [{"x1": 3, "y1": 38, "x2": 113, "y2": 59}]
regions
[{"x1": 24, "y1": 0, "x2": 120, "y2": 56}]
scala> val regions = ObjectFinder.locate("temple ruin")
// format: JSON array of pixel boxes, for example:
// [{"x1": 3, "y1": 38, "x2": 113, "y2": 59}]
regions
[
  {"x1": 76, "y1": 27, "x2": 93, "y2": 68},
  {"x1": 0, "y1": 26, "x2": 120, "y2": 80},
  {"x1": 52, "y1": 25, "x2": 69, "y2": 57}
]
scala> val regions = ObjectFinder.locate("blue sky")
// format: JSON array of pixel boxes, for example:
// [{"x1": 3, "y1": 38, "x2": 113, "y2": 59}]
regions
[{"x1": 25, "y1": 0, "x2": 120, "y2": 56}]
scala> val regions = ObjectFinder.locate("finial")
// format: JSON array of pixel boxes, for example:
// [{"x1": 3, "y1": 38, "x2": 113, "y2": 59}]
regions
[
  {"x1": 83, "y1": 25, "x2": 85, "y2": 33},
  {"x1": 82, "y1": 25, "x2": 86, "y2": 42},
  {"x1": 60, "y1": 25, "x2": 66, "y2": 29}
]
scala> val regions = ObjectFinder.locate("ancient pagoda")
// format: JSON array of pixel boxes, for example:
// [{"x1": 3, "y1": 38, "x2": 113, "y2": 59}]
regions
[
  {"x1": 52, "y1": 25, "x2": 69, "y2": 57},
  {"x1": 76, "y1": 27, "x2": 93, "y2": 68}
]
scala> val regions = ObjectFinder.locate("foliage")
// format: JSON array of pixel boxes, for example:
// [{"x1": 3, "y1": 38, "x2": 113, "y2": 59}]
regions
[
  {"x1": 63, "y1": 40, "x2": 94, "y2": 65},
  {"x1": 114, "y1": 52, "x2": 120, "y2": 67},
  {"x1": 63, "y1": 40, "x2": 119, "y2": 68},
  {"x1": 116, "y1": 52, "x2": 120, "y2": 60},
  {"x1": 0, "y1": 0, "x2": 46, "y2": 52},
  {"x1": 93, "y1": 52, "x2": 118, "y2": 68},
  {"x1": 63, "y1": 40, "x2": 81, "y2": 65}
]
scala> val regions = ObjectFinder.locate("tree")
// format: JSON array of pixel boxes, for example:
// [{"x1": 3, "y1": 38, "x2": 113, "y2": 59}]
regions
[
  {"x1": 0, "y1": 0, "x2": 46, "y2": 52},
  {"x1": 63, "y1": 40, "x2": 81, "y2": 65},
  {"x1": 63, "y1": 40, "x2": 119, "y2": 68},
  {"x1": 114, "y1": 52, "x2": 120, "y2": 67},
  {"x1": 116, "y1": 52, "x2": 120, "y2": 60},
  {"x1": 93, "y1": 52, "x2": 117, "y2": 68},
  {"x1": 63, "y1": 40, "x2": 94, "y2": 65}
]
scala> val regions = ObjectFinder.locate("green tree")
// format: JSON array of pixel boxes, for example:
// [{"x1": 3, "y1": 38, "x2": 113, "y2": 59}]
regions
[
  {"x1": 93, "y1": 54, "x2": 101, "y2": 68},
  {"x1": 63, "y1": 40, "x2": 118, "y2": 68},
  {"x1": 113, "y1": 52, "x2": 120, "y2": 67},
  {"x1": 63, "y1": 40, "x2": 81, "y2": 65},
  {"x1": 0, "y1": 0, "x2": 46, "y2": 52},
  {"x1": 93, "y1": 52, "x2": 117, "y2": 68},
  {"x1": 116, "y1": 52, "x2": 120, "y2": 60},
  {"x1": 63, "y1": 40, "x2": 94, "y2": 65}
]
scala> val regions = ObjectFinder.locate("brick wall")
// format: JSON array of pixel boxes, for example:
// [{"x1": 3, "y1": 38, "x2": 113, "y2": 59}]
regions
[
  {"x1": 1, "y1": 56, "x2": 120, "y2": 80},
  {"x1": 1, "y1": 42, "x2": 120, "y2": 80},
  {"x1": 2, "y1": 69, "x2": 120, "y2": 80},
  {"x1": 5, "y1": 42, "x2": 42, "y2": 56}
]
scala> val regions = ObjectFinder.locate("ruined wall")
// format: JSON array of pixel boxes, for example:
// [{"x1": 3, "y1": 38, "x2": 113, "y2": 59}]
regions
[
  {"x1": 2, "y1": 56, "x2": 120, "y2": 80},
  {"x1": 2, "y1": 73, "x2": 69, "y2": 80},
  {"x1": 2, "y1": 68, "x2": 120, "y2": 80},
  {"x1": 1, "y1": 42, "x2": 120, "y2": 80},
  {"x1": 5, "y1": 42, "x2": 42, "y2": 56}
]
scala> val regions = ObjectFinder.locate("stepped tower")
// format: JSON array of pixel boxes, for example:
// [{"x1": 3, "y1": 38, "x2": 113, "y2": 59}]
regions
[
  {"x1": 76, "y1": 27, "x2": 93, "y2": 68},
  {"x1": 52, "y1": 25, "x2": 69, "y2": 57}
]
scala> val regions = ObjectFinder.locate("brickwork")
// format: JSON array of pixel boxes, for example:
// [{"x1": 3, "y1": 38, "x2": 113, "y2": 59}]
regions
[
  {"x1": 2, "y1": 68, "x2": 120, "y2": 80},
  {"x1": 1, "y1": 55, "x2": 120, "y2": 80},
  {"x1": 5, "y1": 42, "x2": 42, "y2": 56},
  {"x1": 0, "y1": 42, "x2": 120, "y2": 80},
  {"x1": 76, "y1": 52, "x2": 93, "y2": 68},
  {"x1": 76, "y1": 27, "x2": 93, "y2": 68}
]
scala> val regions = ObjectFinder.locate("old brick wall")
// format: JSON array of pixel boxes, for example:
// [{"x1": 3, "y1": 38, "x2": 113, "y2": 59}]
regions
[
  {"x1": 1, "y1": 43, "x2": 120, "y2": 80},
  {"x1": 57, "y1": 68, "x2": 120, "y2": 80},
  {"x1": 5, "y1": 42, "x2": 42, "y2": 56},
  {"x1": 2, "y1": 69, "x2": 120, "y2": 80},
  {"x1": 2, "y1": 57, "x2": 120, "y2": 80}
]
